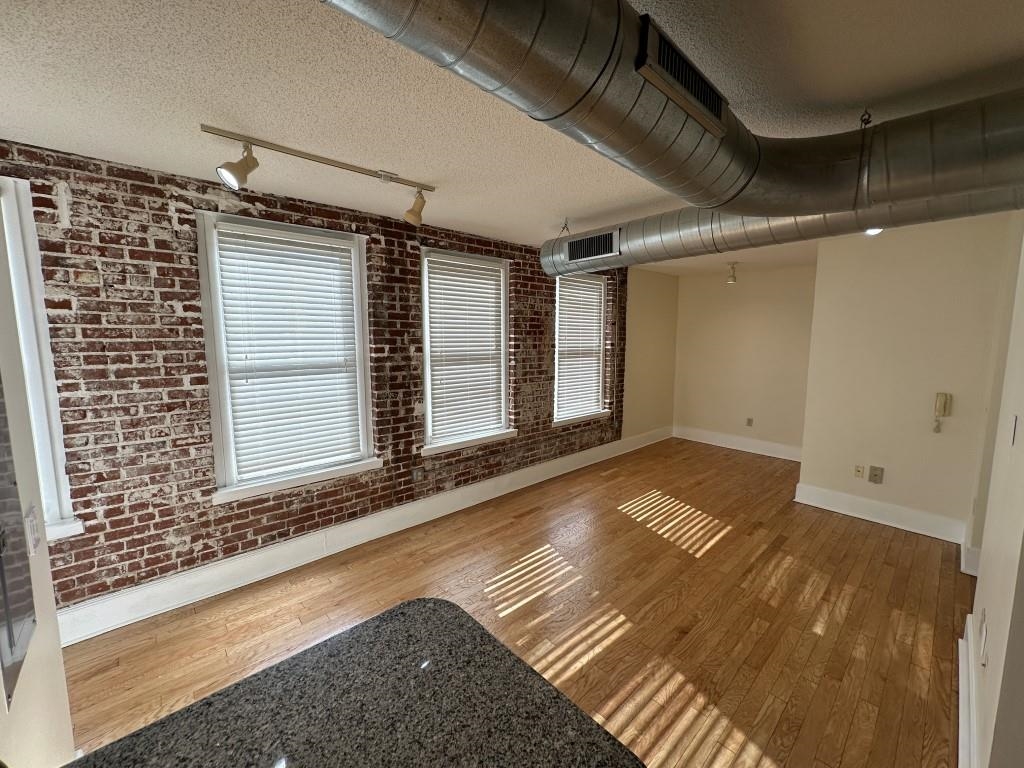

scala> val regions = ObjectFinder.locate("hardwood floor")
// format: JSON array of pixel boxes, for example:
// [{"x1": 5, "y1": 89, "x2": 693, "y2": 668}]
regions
[{"x1": 63, "y1": 439, "x2": 973, "y2": 766}]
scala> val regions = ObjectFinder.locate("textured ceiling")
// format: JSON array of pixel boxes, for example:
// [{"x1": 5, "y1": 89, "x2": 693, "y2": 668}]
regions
[{"x1": 2, "y1": 0, "x2": 1023, "y2": 249}]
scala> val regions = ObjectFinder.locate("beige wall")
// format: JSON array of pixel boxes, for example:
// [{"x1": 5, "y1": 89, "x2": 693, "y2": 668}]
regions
[
  {"x1": 622, "y1": 267, "x2": 678, "y2": 438},
  {"x1": 968, "y1": 226, "x2": 1023, "y2": 550},
  {"x1": 799, "y1": 213, "x2": 1024, "y2": 529},
  {"x1": 972, "y1": 219, "x2": 1024, "y2": 768},
  {"x1": 673, "y1": 264, "x2": 816, "y2": 449}
]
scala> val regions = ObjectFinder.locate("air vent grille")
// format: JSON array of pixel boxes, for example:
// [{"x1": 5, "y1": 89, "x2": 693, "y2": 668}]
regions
[
  {"x1": 567, "y1": 232, "x2": 617, "y2": 262},
  {"x1": 637, "y1": 15, "x2": 727, "y2": 138},
  {"x1": 656, "y1": 37, "x2": 722, "y2": 120}
]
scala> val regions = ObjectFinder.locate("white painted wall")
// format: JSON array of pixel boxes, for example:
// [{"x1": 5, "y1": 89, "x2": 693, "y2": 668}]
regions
[
  {"x1": 622, "y1": 267, "x2": 678, "y2": 438},
  {"x1": 0, "y1": 179, "x2": 75, "y2": 767},
  {"x1": 972, "y1": 221, "x2": 1024, "y2": 767},
  {"x1": 673, "y1": 264, "x2": 816, "y2": 451},
  {"x1": 968, "y1": 232, "x2": 1023, "y2": 552},
  {"x1": 799, "y1": 213, "x2": 1024, "y2": 536}
]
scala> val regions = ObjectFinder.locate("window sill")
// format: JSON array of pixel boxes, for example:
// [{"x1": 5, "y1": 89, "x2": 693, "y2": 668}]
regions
[
  {"x1": 553, "y1": 410, "x2": 612, "y2": 428},
  {"x1": 45, "y1": 517, "x2": 85, "y2": 541},
  {"x1": 421, "y1": 428, "x2": 518, "y2": 457},
  {"x1": 211, "y1": 457, "x2": 384, "y2": 505}
]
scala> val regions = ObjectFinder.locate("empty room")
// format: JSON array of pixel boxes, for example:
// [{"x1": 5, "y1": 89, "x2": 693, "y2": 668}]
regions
[{"x1": 2, "y1": 1, "x2": 1024, "y2": 766}]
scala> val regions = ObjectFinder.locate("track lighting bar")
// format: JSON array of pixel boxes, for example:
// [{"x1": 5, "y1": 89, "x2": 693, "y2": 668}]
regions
[{"x1": 200, "y1": 124, "x2": 436, "y2": 192}]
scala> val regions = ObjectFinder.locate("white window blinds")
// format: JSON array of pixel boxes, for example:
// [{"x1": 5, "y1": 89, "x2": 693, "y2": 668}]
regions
[
  {"x1": 555, "y1": 275, "x2": 607, "y2": 421},
  {"x1": 207, "y1": 221, "x2": 371, "y2": 486},
  {"x1": 423, "y1": 251, "x2": 509, "y2": 448}
]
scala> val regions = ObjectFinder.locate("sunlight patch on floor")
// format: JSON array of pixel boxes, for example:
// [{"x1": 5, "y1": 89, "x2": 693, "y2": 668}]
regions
[
  {"x1": 618, "y1": 490, "x2": 732, "y2": 558},
  {"x1": 592, "y1": 655, "x2": 754, "y2": 768},
  {"x1": 524, "y1": 604, "x2": 634, "y2": 686},
  {"x1": 484, "y1": 544, "x2": 581, "y2": 617}
]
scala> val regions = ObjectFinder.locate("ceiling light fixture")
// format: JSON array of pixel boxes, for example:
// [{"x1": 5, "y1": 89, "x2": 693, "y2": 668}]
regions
[
  {"x1": 216, "y1": 143, "x2": 259, "y2": 191},
  {"x1": 201, "y1": 124, "x2": 437, "y2": 220},
  {"x1": 726, "y1": 261, "x2": 738, "y2": 285},
  {"x1": 865, "y1": 227, "x2": 884, "y2": 236},
  {"x1": 403, "y1": 189, "x2": 427, "y2": 226}
]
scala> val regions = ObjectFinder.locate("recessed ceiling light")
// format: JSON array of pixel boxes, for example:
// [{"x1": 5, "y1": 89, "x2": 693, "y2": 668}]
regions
[{"x1": 865, "y1": 227, "x2": 884, "y2": 236}]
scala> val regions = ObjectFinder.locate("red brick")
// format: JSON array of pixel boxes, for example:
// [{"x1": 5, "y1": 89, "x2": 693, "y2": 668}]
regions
[{"x1": 0, "y1": 140, "x2": 627, "y2": 610}]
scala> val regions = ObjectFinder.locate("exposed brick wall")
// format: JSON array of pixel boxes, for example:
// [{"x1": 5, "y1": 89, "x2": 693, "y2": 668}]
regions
[{"x1": 0, "y1": 140, "x2": 627, "y2": 608}]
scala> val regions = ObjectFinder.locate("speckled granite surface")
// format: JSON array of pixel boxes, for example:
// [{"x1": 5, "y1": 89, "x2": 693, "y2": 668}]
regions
[{"x1": 68, "y1": 598, "x2": 643, "y2": 767}]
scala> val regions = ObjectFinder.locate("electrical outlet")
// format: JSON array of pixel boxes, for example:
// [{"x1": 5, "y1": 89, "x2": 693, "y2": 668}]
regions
[
  {"x1": 745, "y1": 417, "x2": 754, "y2": 427},
  {"x1": 411, "y1": 467, "x2": 425, "y2": 482},
  {"x1": 868, "y1": 465, "x2": 885, "y2": 484},
  {"x1": 854, "y1": 465, "x2": 865, "y2": 479}
]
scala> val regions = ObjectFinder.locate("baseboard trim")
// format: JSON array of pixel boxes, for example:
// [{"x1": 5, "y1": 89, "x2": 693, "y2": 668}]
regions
[
  {"x1": 961, "y1": 545, "x2": 981, "y2": 577},
  {"x1": 56, "y1": 426, "x2": 674, "y2": 646},
  {"x1": 794, "y1": 483, "x2": 966, "y2": 544},
  {"x1": 959, "y1": 613, "x2": 979, "y2": 768},
  {"x1": 673, "y1": 426, "x2": 802, "y2": 462}
]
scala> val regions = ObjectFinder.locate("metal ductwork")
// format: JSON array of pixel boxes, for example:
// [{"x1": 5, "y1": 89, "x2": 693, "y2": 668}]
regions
[
  {"x1": 540, "y1": 186, "x2": 1024, "y2": 275},
  {"x1": 325, "y1": 0, "x2": 1024, "y2": 218}
]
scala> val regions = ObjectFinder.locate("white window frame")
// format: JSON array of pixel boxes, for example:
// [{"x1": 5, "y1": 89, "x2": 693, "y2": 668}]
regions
[
  {"x1": 421, "y1": 249, "x2": 516, "y2": 456},
  {"x1": 0, "y1": 177, "x2": 80, "y2": 539},
  {"x1": 553, "y1": 274, "x2": 611, "y2": 426},
  {"x1": 198, "y1": 212, "x2": 380, "y2": 505}
]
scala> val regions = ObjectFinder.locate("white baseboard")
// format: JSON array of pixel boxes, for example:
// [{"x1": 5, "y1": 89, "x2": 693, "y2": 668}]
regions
[
  {"x1": 673, "y1": 426, "x2": 802, "y2": 462},
  {"x1": 961, "y1": 545, "x2": 981, "y2": 577},
  {"x1": 959, "y1": 613, "x2": 979, "y2": 768},
  {"x1": 794, "y1": 483, "x2": 966, "y2": 544},
  {"x1": 56, "y1": 426, "x2": 674, "y2": 646}
]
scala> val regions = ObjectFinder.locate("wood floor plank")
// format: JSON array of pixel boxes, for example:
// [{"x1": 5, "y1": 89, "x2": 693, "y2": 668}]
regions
[{"x1": 61, "y1": 439, "x2": 970, "y2": 767}]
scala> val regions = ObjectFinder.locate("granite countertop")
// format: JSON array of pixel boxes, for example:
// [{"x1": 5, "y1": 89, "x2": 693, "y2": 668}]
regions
[{"x1": 68, "y1": 598, "x2": 644, "y2": 767}]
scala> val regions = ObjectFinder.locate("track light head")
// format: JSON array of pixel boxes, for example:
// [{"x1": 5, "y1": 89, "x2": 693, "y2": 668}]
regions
[
  {"x1": 404, "y1": 189, "x2": 427, "y2": 226},
  {"x1": 726, "y1": 261, "x2": 738, "y2": 285},
  {"x1": 217, "y1": 143, "x2": 259, "y2": 191}
]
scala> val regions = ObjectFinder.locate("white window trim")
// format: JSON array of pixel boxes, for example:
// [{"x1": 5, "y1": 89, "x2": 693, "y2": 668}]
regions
[
  {"x1": 420, "y1": 428, "x2": 518, "y2": 457},
  {"x1": 552, "y1": 410, "x2": 612, "y2": 428},
  {"x1": 553, "y1": 273, "x2": 607, "y2": 424},
  {"x1": 198, "y1": 212, "x2": 378, "y2": 501},
  {"x1": 210, "y1": 456, "x2": 384, "y2": 505},
  {"x1": 421, "y1": 248, "x2": 512, "y2": 454},
  {"x1": 0, "y1": 177, "x2": 80, "y2": 539}
]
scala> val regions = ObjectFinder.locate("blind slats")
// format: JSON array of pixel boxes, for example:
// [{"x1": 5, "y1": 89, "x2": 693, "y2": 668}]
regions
[
  {"x1": 555, "y1": 275, "x2": 606, "y2": 421},
  {"x1": 213, "y1": 223, "x2": 368, "y2": 483},
  {"x1": 424, "y1": 252, "x2": 508, "y2": 445}
]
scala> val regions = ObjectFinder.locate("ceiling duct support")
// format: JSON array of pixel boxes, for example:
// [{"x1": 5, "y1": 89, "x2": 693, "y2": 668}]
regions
[
  {"x1": 325, "y1": 0, "x2": 1024, "y2": 218},
  {"x1": 539, "y1": 185, "x2": 1024, "y2": 275}
]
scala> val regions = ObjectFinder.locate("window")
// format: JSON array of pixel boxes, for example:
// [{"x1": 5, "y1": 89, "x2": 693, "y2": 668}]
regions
[
  {"x1": 199, "y1": 214, "x2": 379, "y2": 504},
  {"x1": 422, "y1": 250, "x2": 515, "y2": 455},
  {"x1": 0, "y1": 177, "x2": 79, "y2": 538},
  {"x1": 554, "y1": 274, "x2": 609, "y2": 424}
]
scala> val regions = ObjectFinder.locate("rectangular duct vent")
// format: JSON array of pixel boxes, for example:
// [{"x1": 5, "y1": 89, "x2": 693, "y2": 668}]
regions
[
  {"x1": 636, "y1": 14, "x2": 727, "y2": 138},
  {"x1": 567, "y1": 231, "x2": 619, "y2": 262}
]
